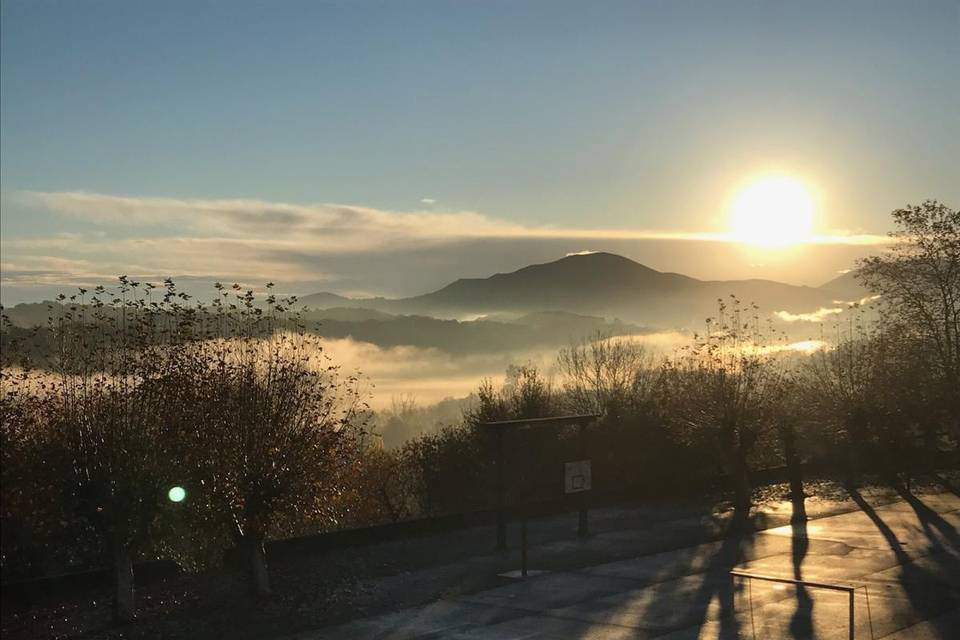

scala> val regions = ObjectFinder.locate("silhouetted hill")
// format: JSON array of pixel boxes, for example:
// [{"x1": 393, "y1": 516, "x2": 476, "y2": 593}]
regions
[
  {"x1": 407, "y1": 252, "x2": 699, "y2": 311},
  {"x1": 302, "y1": 252, "x2": 843, "y2": 327}
]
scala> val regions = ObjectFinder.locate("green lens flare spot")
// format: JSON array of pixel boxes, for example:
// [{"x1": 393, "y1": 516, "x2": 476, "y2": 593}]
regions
[{"x1": 168, "y1": 486, "x2": 186, "y2": 503}]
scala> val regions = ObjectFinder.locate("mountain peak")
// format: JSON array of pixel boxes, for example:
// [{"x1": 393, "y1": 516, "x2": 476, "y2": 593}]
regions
[
  {"x1": 557, "y1": 251, "x2": 650, "y2": 266},
  {"x1": 509, "y1": 251, "x2": 661, "y2": 278},
  {"x1": 415, "y1": 251, "x2": 698, "y2": 314}
]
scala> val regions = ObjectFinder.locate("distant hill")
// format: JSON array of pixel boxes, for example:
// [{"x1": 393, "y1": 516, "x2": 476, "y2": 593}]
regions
[
  {"x1": 818, "y1": 270, "x2": 871, "y2": 300},
  {"x1": 301, "y1": 311, "x2": 644, "y2": 355},
  {"x1": 0, "y1": 302, "x2": 58, "y2": 327},
  {"x1": 4, "y1": 254, "x2": 856, "y2": 344},
  {"x1": 1, "y1": 300, "x2": 644, "y2": 356},
  {"x1": 304, "y1": 306, "x2": 396, "y2": 322},
  {"x1": 302, "y1": 252, "x2": 843, "y2": 328},
  {"x1": 405, "y1": 252, "x2": 698, "y2": 313},
  {"x1": 298, "y1": 291, "x2": 361, "y2": 308}
]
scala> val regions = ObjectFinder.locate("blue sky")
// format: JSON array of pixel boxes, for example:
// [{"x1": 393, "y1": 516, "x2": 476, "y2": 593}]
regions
[{"x1": 1, "y1": 1, "x2": 958, "y2": 303}]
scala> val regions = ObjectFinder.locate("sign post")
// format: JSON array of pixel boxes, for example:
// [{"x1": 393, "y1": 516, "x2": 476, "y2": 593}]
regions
[
  {"x1": 495, "y1": 427, "x2": 507, "y2": 551},
  {"x1": 565, "y1": 458, "x2": 592, "y2": 536}
]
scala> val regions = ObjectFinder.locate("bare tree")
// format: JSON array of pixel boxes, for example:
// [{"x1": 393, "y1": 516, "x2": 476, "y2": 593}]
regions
[
  {"x1": 557, "y1": 332, "x2": 654, "y2": 416},
  {"x1": 661, "y1": 298, "x2": 786, "y2": 522}
]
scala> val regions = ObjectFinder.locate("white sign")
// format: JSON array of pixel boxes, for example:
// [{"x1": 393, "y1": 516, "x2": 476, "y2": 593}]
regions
[{"x1": 564, "y1": 459, "x2": 592, "y2": 494}]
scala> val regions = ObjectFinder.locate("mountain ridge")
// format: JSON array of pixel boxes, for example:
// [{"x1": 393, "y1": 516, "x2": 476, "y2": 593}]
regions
[{"x1": 300, "y1": 252, "x2": 855, "y2": 327}]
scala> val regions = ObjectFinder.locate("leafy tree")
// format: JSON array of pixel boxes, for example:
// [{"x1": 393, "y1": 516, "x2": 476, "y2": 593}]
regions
[
  {"x1": 402, "y1": 423, "x2": 491, "y2": 516},
  {"x1": 1, "y1": 277, "x2": 190, "y2": 621},
  {"x1": 858, "y1": 200, "x2": 960, "y2": 436},
  {"x1": 0, "y1": 372, "x2": 67, "y2": 580},
  {"x1": 0, "y1": 279, "x2": 368, "y2": 607},
  {"x1": 165, "y1": 291, "x2": 366, "y2": 597},
  {"x1": 769, "y1": 375, "x2": 814, "y2": 520},
  {"x1": 350, "y1": 443, "x2": 420, "y2": 523}
]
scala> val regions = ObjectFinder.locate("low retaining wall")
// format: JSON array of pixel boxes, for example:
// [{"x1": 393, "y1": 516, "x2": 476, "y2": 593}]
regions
[{"x1": 4, "y1": 459, "x2": 954, "y2": 608}]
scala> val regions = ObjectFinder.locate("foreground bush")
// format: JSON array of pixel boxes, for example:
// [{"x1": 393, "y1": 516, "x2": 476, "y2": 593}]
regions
[
  {"x1": 0, "y1": 280, "x2": 368, "y2": 614},
  {"x1": 166, "y1": 331, "x2": 365, "y2": 596}
]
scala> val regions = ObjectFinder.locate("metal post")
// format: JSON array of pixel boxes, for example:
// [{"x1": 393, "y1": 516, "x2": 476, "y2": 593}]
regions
[
  {"x1": 849, "y1": 589, "x2": 855, "y2": 640},
  {"x1": 577, "y1": 422, "x2": 589, "y2": 537},
  {"x1": 520, "y1": 516, "x2": 528, "y2": 577},
  {"x1": 730, "y1": 571, "x2": 857, "y2": 640},
  {"x1": 495, "y1": 427, "x2": 507, "y2": 551}
]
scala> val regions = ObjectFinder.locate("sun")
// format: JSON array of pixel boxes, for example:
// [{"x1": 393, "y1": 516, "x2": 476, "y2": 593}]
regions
[{"x1": 729, "y1": 176, "x2": 815, "y2": 248}]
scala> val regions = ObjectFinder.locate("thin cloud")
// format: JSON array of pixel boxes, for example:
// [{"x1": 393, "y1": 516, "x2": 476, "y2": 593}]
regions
[
  {"x1": 14, "y1": 190, "x2": 526, "y2": 245},
  {"x1": 2, "y1": 189, "x2": 893, "y2": 299},
  {"x1": 742, "y1": 339, "x2": 830, "y2": 355},
  {"x1": 775, "y1": 294, "x2": 881, "y2": 322},
  {"x1": 15, "y1": 190, "x2": 892, "y2": 247},
  {"x1": 831, "y1": 294, "x2": 882, "y2": 306},
  {"x1": 775, "y1": 307, "x2": 845, "y2": 323}
]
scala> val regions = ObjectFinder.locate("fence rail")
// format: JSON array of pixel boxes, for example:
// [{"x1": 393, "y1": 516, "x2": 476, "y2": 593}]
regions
[{"x1": 730, "y1": 570, "x2": 862, "y2": 640}]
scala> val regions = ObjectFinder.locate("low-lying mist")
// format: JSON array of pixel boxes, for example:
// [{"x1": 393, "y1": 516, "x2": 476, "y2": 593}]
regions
[{"x1": 321, "y1": 330, "x2": 687, "y2": 408}]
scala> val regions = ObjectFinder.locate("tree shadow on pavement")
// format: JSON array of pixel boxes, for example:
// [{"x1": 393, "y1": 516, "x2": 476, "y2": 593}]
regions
[
  {"x1": 788, "y1": 511, "x2": 813, "y2": 639},
  {"x1": 609, "y1": 508, "x2": 758, "y2": 639},
  {"x1": 848, "y1": 487, "x2": 958, "y2": 640},
  {"x1": 932, "y1": 473, "x2": 960, "y2": 498},
  {"x1": 893, "y1": 484, "x2": 960, "y2": 550}
]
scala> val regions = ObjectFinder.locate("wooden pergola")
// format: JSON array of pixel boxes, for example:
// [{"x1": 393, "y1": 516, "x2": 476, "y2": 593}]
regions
[{"x1": 481, "y1": 414, "x2": 600, "y2": 560}]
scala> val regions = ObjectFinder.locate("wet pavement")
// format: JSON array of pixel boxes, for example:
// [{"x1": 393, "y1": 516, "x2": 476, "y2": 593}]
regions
[{"x1": 297, "y1": 491, "x2": 960, "y2": 639}]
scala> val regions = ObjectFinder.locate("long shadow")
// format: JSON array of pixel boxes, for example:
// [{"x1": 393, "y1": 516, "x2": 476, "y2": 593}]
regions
[
  {"x1": 932, "y1": 472, "x2": 960, "y2": 499},
  {"x1": 894, "y1": 484, "x2": 960, "y2": 550},
  {"x1": 615, "y1": 506, "x2": 755, "y2": 639},
  {"x1": 788, "y1": 496, "x2": 813, "y2": 639},
  {"x1": 849, "y1": 488, "x2": 957, "y2": 639}
]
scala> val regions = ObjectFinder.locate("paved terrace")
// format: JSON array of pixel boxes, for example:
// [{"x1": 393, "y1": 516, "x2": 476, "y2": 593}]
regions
[{"x1": 298, "y1": 489, "x2": 960, "y2": 639}]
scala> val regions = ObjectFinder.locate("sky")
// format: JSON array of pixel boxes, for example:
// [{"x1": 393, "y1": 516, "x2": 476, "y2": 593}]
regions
[{"x1": 2, "y1": 0, "x2": 958, "y2": 304}]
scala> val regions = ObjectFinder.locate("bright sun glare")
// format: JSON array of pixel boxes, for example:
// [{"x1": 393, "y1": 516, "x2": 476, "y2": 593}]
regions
[{"x1": 729, "y1": 176, "x2": 815, "y2": 248}]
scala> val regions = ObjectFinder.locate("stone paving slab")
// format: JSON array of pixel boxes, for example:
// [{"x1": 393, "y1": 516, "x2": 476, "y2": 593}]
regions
[
  {"x1": 458, "y1": 573, "x2": 639, "y2": 612},
  {"x1": 304, "y1": 600, "x2": 516, "y2": 639}
]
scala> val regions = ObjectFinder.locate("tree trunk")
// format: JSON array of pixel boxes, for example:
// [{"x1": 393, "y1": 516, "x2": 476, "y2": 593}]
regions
[
  {"x1": 843, "y1": 415, "x2": 865, "y2": 489},
  {"x1": 730, "y1": 453, "x2": 752, "y2": 525},
  {"x1": 784, "y1": 432, "x2": 806, "y2": 522},
  {"x1": 719, "y1": 428, "x2": 752, "y2": 528},
  {"x1": 112, "y1": 546, "x2": 135, "y2": 623},
  {"x1": 923, "y1": 421, "x2": 939, "y2": 471},
  {"x1": 244, "y1": 535, "x2": 271, "y2": 597}
]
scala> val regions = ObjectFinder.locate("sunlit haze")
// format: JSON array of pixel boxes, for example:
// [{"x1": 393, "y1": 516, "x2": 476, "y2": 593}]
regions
[
  {"x1": 1, "y1": 4, "x2": 958, "y2": 638},
  {"x1": 729, "y1": 176, "x2": 816, "y2": 248},
  {"x1": 2, "y1": 1, "x2": 958, "y2": 304}
]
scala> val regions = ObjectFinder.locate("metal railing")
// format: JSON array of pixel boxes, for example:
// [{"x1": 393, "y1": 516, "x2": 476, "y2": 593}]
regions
[{"x1": 730, "y1": 570, "x2": 875, "y2": 640}]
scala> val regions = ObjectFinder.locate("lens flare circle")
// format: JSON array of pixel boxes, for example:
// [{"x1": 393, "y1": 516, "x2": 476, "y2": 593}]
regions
[
  {"x1": 729, "y1": 176, "x2": 815, "y2": 247},
  {"x1": 168, "y1": 486, "x2": 187, "y2": 503}
]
